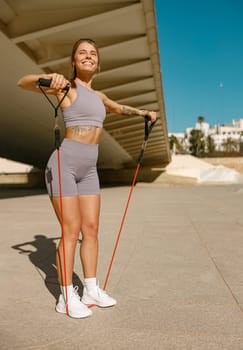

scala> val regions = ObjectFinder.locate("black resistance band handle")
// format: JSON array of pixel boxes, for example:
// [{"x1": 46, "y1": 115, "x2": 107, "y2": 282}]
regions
[
  {"x1": 137, "y1": 115, "x2": 157, "y2": 164},
  {"x1": 37, "y1": 78, "x2": 70, "y2": 150},
  {"x1": 54, "y1": 127, "x2": 61, "y2": 149},
  {"x1": 144, "y1": 115, "x2": 156, "y2": 140},
  {"x1": 38, "y1": 78, "x2": 70, "y2": 91}
]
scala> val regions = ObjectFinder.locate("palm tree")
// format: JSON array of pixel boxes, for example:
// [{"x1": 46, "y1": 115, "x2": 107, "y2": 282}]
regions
[
  {"x1": 196, "y1": 116, "x2": 207, "y2": 135},
  {"x1": 197, "y1": 116, "x2": 205, "y2": 124},
  {"x1": 189, "y1": 129, "x2": 205, "y2": 156}
]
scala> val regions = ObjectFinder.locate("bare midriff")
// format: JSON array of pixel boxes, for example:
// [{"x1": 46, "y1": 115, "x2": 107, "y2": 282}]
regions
[{"x1": 65, "y1": 125, "x2": 102, "y2": 144}]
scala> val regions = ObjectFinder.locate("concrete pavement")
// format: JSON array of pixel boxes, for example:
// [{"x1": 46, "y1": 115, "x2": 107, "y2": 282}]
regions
[{"x1": 1, "y1": 183, "x2": 243, "y2": 349}]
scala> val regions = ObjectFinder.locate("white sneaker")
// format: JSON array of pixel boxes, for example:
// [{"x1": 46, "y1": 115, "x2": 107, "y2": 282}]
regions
[
  {"x1": 82, "y1": 283, "x2": 117, "y2": 308},
  {"x1": 56, "y1": 286, "x2": 92, "y2": 318}
]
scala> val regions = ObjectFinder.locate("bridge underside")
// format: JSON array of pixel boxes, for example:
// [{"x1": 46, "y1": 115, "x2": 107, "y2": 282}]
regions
[{"x1": 0, "y1": 0, "x2": 170, "y2": 178}]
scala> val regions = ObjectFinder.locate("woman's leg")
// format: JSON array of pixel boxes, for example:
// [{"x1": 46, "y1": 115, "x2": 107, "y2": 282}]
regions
[
  {"x1": 78, "y1": 194, "x2": 117, "y2": 307},
  {"x1": 78, "y1": 194, "x2": 100, "y2": 278},
  {"x1": 50, "y1": 195, "x2": 92, "y2": 318},
  {"x1": 51, "y1": 195, "x2": 81, "y2": 286}
]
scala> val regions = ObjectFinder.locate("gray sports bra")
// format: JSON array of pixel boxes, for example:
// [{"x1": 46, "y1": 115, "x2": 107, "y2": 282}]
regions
[{"x1": 62, "y1": 81, "x2": 106, "y2": 128}]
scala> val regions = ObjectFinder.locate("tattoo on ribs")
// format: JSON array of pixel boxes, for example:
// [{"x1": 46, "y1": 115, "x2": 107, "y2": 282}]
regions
[{"x1": 70, "y1": 125, "x2": 97, "y2": 136}]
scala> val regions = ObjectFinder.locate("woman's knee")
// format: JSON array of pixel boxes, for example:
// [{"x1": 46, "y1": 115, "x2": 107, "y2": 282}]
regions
[
  {"x1": 63, "y1": 223, "x2": 81, "y2": 243},
  {"x1": 81, "y1": 221, "x2": 99, "y2": 239}
]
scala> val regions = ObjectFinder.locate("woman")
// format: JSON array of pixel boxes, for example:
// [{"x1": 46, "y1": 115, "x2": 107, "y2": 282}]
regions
[{"x1": 18, "y1": 38, "x2": 156, "y2": 319}]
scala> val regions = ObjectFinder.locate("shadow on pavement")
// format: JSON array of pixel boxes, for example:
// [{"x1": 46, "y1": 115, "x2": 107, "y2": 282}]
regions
[
  {"x1": 11, "y1": 234, "x2": 83, "y2": 301},
  {"x1": 0, "y1": 188, "x2": 46, "y2": 199}
]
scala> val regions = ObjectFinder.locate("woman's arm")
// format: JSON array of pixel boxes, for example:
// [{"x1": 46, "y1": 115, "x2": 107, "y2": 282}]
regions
[
  {"x1": 17, "y1": 73, "x2": 70, "y2": 96},
  {"x1": 97, "y1": 91, "x2": 157, "y2": 123}
]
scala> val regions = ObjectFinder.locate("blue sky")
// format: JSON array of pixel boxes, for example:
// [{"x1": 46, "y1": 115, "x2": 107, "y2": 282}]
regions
[{"x1": 155, "y1": 0, "x2": 243, "y2": 133}]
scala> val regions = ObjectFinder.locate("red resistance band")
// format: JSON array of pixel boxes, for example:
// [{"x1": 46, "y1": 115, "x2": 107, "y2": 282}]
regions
[{"x1": 103, "y1": 116, "x2": 156, "y2": 291}]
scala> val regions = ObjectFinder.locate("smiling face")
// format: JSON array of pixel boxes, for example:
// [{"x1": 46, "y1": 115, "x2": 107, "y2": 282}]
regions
[{"x1": 71, "y1": 39, "x2": 100, "y2": 79}]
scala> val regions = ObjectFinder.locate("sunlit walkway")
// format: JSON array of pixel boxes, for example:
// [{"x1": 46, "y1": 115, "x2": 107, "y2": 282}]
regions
[{"x1": 1, "y1": 183, "x2": 243, "y2": 349}]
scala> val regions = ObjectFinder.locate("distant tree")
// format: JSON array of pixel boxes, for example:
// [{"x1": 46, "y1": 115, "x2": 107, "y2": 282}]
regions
[
  {"x1": 196, "y1": 116, "x2": 208, "y2": 136},
  {"x1": 222, "y1": 137, "x2": 237, "y2": 153},
  {"x1": 197, "y1": 116, "x2": 205, "y2": 124},
  {"x1": 206, "y1": 135, "x2": 215, "y2": 154},
  {"x1": 169, "y1": 134, "x2": 183, "y2": 153},
  {"x1": 240, "y1": 132, "x2": 243, "y2": 153},
  {"x1": 189, "y1": 129, "x2": 205, "y2": 156}
]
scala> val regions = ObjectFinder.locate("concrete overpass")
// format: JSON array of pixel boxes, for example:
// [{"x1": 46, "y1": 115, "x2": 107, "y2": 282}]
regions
[{"x1": 0, "y1": 0, "x2": 170, "y2": 184}]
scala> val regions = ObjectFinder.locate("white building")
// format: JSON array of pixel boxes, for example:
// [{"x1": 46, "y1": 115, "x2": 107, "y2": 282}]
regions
[
  {"x1": 209, "y1": 119, "x2": 243, "y2": 151},
  {"x1": 174, "y1": 118, "x2": 243, "y2": 153}
]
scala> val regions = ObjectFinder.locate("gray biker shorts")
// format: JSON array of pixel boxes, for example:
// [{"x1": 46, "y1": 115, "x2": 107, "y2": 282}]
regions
[{"x1": 45, "y1": 138, "x2": 100, "y2": 197}]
